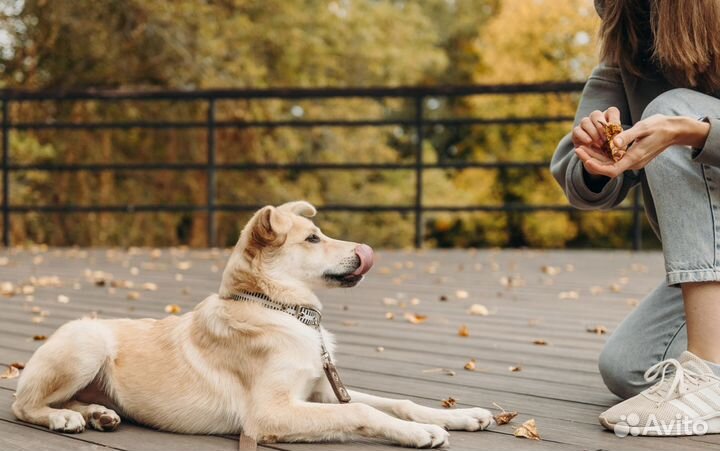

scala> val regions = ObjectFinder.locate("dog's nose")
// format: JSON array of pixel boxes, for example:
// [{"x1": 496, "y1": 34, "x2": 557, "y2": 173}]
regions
[{"x1": 352, "y1": 244, "x2": 374, "y2": 275}]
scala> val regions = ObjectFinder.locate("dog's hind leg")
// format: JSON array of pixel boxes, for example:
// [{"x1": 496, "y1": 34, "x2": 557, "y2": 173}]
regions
[{"x1": 12, "y1": 320, "x2": 115, "y2": 433}]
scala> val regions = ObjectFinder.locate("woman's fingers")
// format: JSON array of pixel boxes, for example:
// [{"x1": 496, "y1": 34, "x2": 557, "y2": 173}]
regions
[
  {"x1": 575, "y1": 146, "x2": 625, "y2": 178},
  {"x1": 589, "y1": 110, "x2": 608, "y2": 143},
  {"x1": 573, "y1": 125, "x2": 593, "y2": 145},
  {"x1": 580, "y1": 117, "x2": 602, "y2": 145},
  {"x1": 612, "y1": 121, "x2": 649, "y2": 150},
  {"x1": 604, "y1": 106, "x2": 621, "y2": 125}
]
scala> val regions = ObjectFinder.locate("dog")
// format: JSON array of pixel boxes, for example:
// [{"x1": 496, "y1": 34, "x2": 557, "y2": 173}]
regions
[{"x1": 12, "y1": 201, "x2": 493, "y2": 448}]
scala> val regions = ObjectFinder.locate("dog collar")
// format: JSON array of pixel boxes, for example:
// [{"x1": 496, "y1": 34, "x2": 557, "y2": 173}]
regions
[{"x1": 222, "y1": 291, "x2": 322, "y2": 329}]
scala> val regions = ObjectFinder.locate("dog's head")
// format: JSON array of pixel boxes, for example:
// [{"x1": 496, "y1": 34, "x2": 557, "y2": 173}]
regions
[{"x1": 221, "y1": 201, "x2": 374, "y2": 297}]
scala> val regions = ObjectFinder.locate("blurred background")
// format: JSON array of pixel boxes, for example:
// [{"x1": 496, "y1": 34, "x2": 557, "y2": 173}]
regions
[{"x1": 0, "y1": 0, "x2": 657, "y2": 249}]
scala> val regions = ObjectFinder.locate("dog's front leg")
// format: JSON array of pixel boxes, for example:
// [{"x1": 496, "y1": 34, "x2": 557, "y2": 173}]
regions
[
  {"x1": 347, "y1": 390, "x2": 493, "y2": 431},
  {"x1": 244, "y1": 401, "x2": 449, "y2": 448}
]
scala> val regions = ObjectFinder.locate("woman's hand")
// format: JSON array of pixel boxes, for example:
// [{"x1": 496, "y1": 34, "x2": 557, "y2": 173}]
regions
[
  {"x1": 572, "y1": 107, "x2": 621, "y2": 179},
  {"x1": 575, "y1": 114, "x2": 711, "y2": 178}
]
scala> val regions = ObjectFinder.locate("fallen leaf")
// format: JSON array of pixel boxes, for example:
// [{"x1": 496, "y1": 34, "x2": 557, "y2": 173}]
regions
[
  {"x1": 532, "y1": 339, "x2": 548, "y2": 346},
  {"x1": 458, "y1": 324, "x2": 470, "y2": 337},
  {"x1": 508, "y1": 365, "x2": 522, "y2": 372},
  {"x1": 130, "y1": 267, "x2": 140, "y2": 276},
  {"x1": 176, "y1": 261, "x2": 192, "y2": 270},
  {"x1": 10, "y1": 362, "x2": 24, "y2": 369},
  {"x1": 564, "y1": 264, "x2": 575, "y2": 272},
  {"x1": 494, "y1": 410, "x2": 519, "y2": 425},
  {"x1": 127, "y1": 291, "x2": 140, "y2": 301},
  {"x1": 587, "y1": 325, "x2": 608, "y2": 335},
  {"x1": 382, "y1": 297, "x2": 398, "y2": 306},
  {"x1": 439, "y1": 295, "x2": 448, "y2": 302},
  {"x1": 610, "y1": 283, "x2": 622, "y2": 293},
  {"x1": 404, "y1": 313, "x2": 427, "y2": 324},
  {"x1": 626, "y1": 298, "x2": 639, "y2": 307},
  {"x1": 558, "y1": 290, "x2": 579, "y2": 300},
  {"x1": 589, "y1": 286, "x2": 604, "y2": 295},
  {"x1": 142, "y1": 282, "x2": 158, "y2": 291},
  {"x1": 175, "y1": 273, "x2": 183, "y2": 282},
  {"x1": 384, "y1": 312, "x2": 395, "y2": 320},
  {"x1": 341, "y1": 320, "x2": 358, "y2": 327},
  {"x1": 464, "y1": 359, "x2": 477, "y2": 371},
  {"x1": 0, "y1": 365, "x2": 20, "y2": 379},
  {"x1": 57, "y1": 295, "x2": 69, "y2": 304},
  {"x1": 441, "y1": 397, "x2": 457, "y2": 408},
  {"x1": 375, "y1": 346, "x2": 384, "y2": 352},
  {"x1": 468, "y1": 304, "x2": 489, "y2": 316},
  {"x1": 1, "y1": 281, "x2": 15, "y2": 296},
  {"x1": 164, "y1": 304, "x2": 182, "y2": 314},
  {"x1": 541, "y1": 265, "x2": 561, "y2": 276},
  {"x1": 514, "y1": 418, "x2": 541, "y2": 440},
  {"x1": 410, "y1": 297, "x2": 421, "y2": 305},
  {"x1": 33, "y1": 335, "x2": 47, "y2": 341},
  {"x1": 422, "y1": 367, "x2": 456, "y2": 376},
  {"x1": 455, "y1": 290, "x2": 469, "y2": 299}
]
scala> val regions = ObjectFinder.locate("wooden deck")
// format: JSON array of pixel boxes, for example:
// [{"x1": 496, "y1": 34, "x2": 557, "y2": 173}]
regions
[{"x1": 1, "y1": 247, "x2": 718, "y2": 451}]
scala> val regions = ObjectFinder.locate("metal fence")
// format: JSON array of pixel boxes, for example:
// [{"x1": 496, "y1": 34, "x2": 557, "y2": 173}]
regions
[{"x1": 0, "y1": 83, "x2": 645, "y2": 249}]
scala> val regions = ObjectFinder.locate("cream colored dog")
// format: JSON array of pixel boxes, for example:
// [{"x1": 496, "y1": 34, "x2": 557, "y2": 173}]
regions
[{"x1": 12, "y1": 201, "x2": 493, "y2": 448}]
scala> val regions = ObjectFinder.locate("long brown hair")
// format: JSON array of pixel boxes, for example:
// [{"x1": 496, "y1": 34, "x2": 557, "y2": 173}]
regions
[{"x1": 599, "y1": 0, "x2": 720, "y2": 93}]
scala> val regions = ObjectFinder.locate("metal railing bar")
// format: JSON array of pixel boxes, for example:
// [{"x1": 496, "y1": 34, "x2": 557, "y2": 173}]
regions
[
  {"x1": 9, "y1": 116, "x2": 575, "y2": 131},
  {"x1": 7, "y1": 161, "x2": 552, "y2": 172},
  {"x1": 0, "y1": 82, "x2": 586, "y2": 102},
  {"x1": 5, "y1": 204, "x2": 638, "y2": 213}
]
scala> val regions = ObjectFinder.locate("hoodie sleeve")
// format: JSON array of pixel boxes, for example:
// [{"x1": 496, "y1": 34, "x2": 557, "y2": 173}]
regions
[
  {"x1": 550, "y1": 63, "x2": 640, "y2": 210},
  {"x1": 691, "y1": 117, "x2": 720, "y2": 167}
]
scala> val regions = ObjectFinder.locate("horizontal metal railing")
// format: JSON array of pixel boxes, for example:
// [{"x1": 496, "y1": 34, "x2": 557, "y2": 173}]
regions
[{"x1": 0, "y1": 82, "x2": 644, "y2": 249}]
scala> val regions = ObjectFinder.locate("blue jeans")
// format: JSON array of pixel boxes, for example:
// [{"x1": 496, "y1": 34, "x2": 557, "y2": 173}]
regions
[{"x1": 599, "y1": 88, "x2": 720, "y2": 399}]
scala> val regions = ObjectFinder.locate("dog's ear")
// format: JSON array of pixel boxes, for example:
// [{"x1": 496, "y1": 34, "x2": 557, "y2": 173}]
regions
[
  {"x1": 246, "y1": 206, "x2": 292, "y2": 256},
  {"x1": 277, "y1": 201, "x2": 317, "y2": 218}
]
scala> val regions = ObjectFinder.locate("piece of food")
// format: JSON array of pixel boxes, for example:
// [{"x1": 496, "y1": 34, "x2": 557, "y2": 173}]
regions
[{"x1": 601, "y1": 122, "x2": 626, "y2": 162}]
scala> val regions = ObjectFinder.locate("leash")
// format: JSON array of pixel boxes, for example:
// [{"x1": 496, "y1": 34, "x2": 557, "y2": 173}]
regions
[{"x1": 224, "y1": 291, "x2": 351, "y2": 451}]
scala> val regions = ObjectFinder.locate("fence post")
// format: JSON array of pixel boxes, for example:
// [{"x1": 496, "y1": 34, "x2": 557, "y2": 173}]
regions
[
  {"x1": 414, "y1": 95, "x2": 424, "y2": 249},
  {"x1": 631, "y1": 186, "x2": 642, "y2": 251},
  {"x1": 2, "y1": 98, "x2": 9, "y2": 247},
  {"x1": 207, "y1": 98, "x2": 217, "y2": 247}
]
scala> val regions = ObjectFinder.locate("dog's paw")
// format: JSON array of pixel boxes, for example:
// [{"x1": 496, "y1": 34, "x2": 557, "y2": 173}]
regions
[
  {"x1": 442, "y1": 407, "x2": 493, "y2": 431},
  {"x1": 88, "y1": 407, "x2": 121, "y2": 432},
  {"x1": 403, "y1": 423, "x2": 449, "y2": 449},
  {"x1": 49, "y1": 410, "x2": 86, "y2": 433}
]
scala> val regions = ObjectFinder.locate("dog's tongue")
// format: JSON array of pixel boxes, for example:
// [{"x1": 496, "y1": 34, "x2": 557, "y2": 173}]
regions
[{"x1": 353, "y1": 244, "x2": 374, "y2": 275}]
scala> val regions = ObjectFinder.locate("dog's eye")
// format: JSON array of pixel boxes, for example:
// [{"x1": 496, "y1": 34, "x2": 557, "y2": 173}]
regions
[{"x1": 305, "y1": 234, "x2": 321, "y2": 243}]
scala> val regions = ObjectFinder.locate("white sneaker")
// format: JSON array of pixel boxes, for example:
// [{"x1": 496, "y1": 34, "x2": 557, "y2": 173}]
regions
[{"x1": 599, "y1": 351, "x2": 720, "y2": 436}]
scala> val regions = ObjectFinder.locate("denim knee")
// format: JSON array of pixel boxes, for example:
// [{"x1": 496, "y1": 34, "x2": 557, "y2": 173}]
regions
[
  {"x1": 598, "y1": 343, "x2": 650, "y2": 400},
  {"x1": 642, "y1": 88, "x2": 701, "y2": 120}
]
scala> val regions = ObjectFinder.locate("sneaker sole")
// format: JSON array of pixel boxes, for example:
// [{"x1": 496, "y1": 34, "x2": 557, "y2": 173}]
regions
[{"x1": 601, "y1": 415, "x2": 720, "y2": 437}]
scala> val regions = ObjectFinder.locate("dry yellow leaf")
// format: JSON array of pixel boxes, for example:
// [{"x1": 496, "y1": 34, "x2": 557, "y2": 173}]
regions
[
  {"x1": 127, "y1": 291, "x2": 140, "y2": 301},
  {"x1": 0, "y1": 365, "x2": 20, "y2": 379},
  {"x1": 468, "y1": 304, "x2": 489, "y2": 316},
  {"x1": 587, "y1": 325, "x2": 608, "y2": 335},
  {"x1": 458, "y1": 324, "x2": 470, "y2": 337},
  {"x1": 376, "y1": 346, "x2": 384, "y2": 352},
  {"x1": 494, "y1": 410, "x2": 519, "y2": 425},
  {"x1": 508, "y1": 365, "x2": 522, "y2": 372},
  {"x1": 404, "y1": 313, "x2": 427, "y2": 324},
  {"x1": 142, "y1": 282, "x2": 158, "y2": 291},
  {"x1": 464, "y1": 359, "x2": 477, "y2": 371},
  {"x1": 33, "y1": 335, "x2": 47, "y2": 341},
  {"x1": 558, "y1": 291, "x2": 579, "y2": 300},
  {"x1": 385, "y1": 312, "x2": 395, "y2": 320},
  {"x1": 532, "y1": 339, "x2": 548, "y2": 346},
  {"x1": 165, "y1": 304, "x2": 182, "y2": 314},
  {"x1": 541, "y1": 265, "x2": 561, "y2": 276},
  {"x1": 455, "y1": 290, "x2": 469, "y2": 299},
  {"x1": 176, "y1": 261, "x2": 192, "y2": 270},
  {"x1": 57, "y1": 295, "x2": 69, "y2": 304},
  {"x1": 514, "y1": 418, "x2": 541, "y2": 440},
  {"x1": 441, "y1": 397, "x2": 457, "y2": 408}
]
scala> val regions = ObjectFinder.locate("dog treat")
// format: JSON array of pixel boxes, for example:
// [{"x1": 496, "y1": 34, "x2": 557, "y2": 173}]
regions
[{"x1": 601, "y1": 122, "x2": 626, "y2": 162}]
